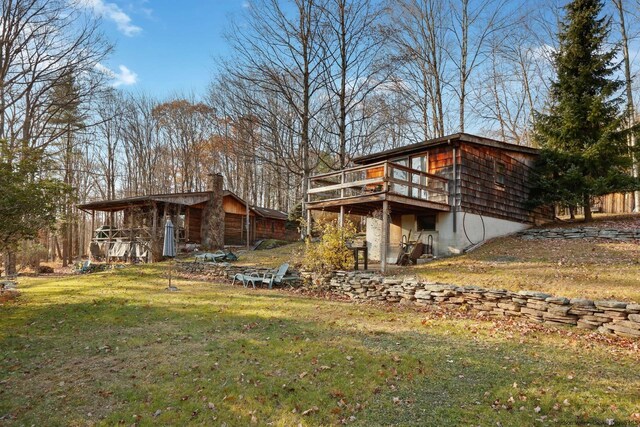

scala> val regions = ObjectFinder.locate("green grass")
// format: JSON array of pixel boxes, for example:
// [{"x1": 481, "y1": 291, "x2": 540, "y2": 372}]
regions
[
  {"x1": 232, "y1": 241, "x2": 305, "y2": 268},
  {"x1": 1, "y1": 266, "x2": 639, "y2": 426},
  {"x1": 403, "y1": 236, "x2": 640, "y2": 303}
]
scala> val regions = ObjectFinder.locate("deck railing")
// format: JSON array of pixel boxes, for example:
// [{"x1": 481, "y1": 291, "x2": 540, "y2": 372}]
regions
[
  {"x1": 92, "y1": 226, "x2": 185, "y2": 242},
  {"x1": 307, "y1": 160, "x2": 449, "y2": 205}
]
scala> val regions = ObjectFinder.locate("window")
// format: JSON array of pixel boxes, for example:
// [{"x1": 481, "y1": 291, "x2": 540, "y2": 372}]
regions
[
  {"x1": 495, "y1": 161, "x2": 506, "y2": 186},
  {"x1": 271, "y1": 222, "x2": 275, "y2": 233},
  {"x1": 411, "y1": 155, "x2": 427, "y2": 172},
  {"x1": 417, "y1": 214, "x2": 437, "y2": 231},
  {"x1": 410, "y1": 155, "x2": 428, "y2": 198},
  {"x1": 390, "y1": 157, "x2": 409, "y2": 195}
]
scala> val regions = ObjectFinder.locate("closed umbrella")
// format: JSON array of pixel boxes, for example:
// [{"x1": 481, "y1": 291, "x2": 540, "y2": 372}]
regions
[{"x1": 163, "y1": 219, "x2": 178, "y2": 291}]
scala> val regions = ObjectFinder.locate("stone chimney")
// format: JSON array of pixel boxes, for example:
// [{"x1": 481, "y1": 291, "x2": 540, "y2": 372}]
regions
[
  {"x1": 207, "y1": 173, "x2": 224, "y2": 193},
  {"x1": 201, "y1": 173, "x2": 225, "y2": 249}
]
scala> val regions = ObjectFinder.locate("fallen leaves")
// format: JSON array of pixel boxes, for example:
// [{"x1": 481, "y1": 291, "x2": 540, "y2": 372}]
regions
[{"x1": 301, "y1": 406, "x2": 319, "y2": 416}]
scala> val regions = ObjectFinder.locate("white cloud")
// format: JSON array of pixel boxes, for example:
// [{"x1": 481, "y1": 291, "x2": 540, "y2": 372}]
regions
[
  {"x1": 96, "y1": 63, "x2": 138, "y2": 87},
  {"x1": 75, "y1": 0, "x2": 142, "y2": 36}
]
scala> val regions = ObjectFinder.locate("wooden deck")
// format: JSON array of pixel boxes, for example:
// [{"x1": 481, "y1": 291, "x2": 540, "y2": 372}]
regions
[{"x1": 306, "y1": 160, "x2": 450, "y2": 215}]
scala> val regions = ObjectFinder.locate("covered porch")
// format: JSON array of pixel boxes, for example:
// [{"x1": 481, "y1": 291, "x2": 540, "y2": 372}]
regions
[
  {"x1": 78, "y1": 192, "x2": 212, "y2": 262},
  {"x1": 306, "y1": 160, "x2": 451, "y2": 272}
]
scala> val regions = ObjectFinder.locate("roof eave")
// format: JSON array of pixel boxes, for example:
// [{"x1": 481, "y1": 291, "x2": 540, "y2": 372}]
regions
[{"x1": 352, "y1": 133, "x2": 538, "y2": 164}]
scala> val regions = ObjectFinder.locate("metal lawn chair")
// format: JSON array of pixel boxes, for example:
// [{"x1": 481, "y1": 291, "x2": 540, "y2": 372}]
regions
[
  {"x1": 231, "y1": 271, "x2": 264, "y2": 288},
  {"x1": 77, "y1": 260, "x2": 92, "y2": 274},
  {"x1": 261, "y1": 263, "x2": 290, "y2": 289}
]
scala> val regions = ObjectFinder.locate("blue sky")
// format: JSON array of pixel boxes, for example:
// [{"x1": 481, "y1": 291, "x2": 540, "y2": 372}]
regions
[{"x1": 81, "y1": 0, "x2": 248, "y2": 97}]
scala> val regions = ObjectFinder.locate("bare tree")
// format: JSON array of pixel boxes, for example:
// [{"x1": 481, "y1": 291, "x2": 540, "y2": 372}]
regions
[
  {"x1": 319, "y1": 0, "x2": 390, "y2": 168},
  {"x1": 387, "y1": 0, "x2": 451, "y2": 140},
  {"x1": 447, "y1": 0, "x2": 510, "y2": 133},
  {"x1": 225, "y1": 0, "x2": 328, "y2": 231},
  {"x1": 612, "y1": 0, "x2": 640, "y2": 212},
  {"x1": 0, "y1": 0, "x2": 111, "y2": 160},
  {"x1": 0, "y1": 0, "x2": 110, "y2": 273}
]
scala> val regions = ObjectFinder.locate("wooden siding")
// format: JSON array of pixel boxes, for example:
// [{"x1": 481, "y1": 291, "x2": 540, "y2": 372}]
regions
[
  {"x1": 255, "y1": 218, "x2": 288, "y2": 240},
  {"x1": 458, "y1": 144, "x2": 537, "y2": 223},
  {"x1": 427, "y1": 146, "x2": 455, "y2": 179},
  {"x1": 224, "y1": 213, "x2": 251, "y2": 245},
  {"x1": 186, "y1": 207, "x2": 202, "y2": 242},
  {"x1": 223, "y1": 195, "x2": 255, "y2": 216},
  {"x1": 224, "y1": 213, "x2": 290, "y2": 244}
]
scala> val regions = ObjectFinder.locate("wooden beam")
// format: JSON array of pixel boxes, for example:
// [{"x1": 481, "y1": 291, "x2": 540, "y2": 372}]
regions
[
  {"x1": 385, "y1": 194, "x2": 450, "y2": 211},
  {"x1": 307, "y1": 177, "x2": 386, "y2": 194},
  {"x1": 306, "y1": 193, "x2": 385, "y2": 209}
]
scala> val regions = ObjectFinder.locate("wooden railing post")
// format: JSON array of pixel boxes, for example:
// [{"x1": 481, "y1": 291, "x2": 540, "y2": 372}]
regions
[{"x1": 383, "y1": 161, "x2": 389, "y2": 193}]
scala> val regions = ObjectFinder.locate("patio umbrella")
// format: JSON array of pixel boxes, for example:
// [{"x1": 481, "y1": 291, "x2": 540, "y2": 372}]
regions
[{"x1": 163, "y1": 219, "x2": 178, "y2": 291}]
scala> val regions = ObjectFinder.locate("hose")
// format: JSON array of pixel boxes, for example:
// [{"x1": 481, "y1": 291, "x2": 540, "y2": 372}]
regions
[{"x1": 462, "y1": 211, "x2": 485, "y2": 245}]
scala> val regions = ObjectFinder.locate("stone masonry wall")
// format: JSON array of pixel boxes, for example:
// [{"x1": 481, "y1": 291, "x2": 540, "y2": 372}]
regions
[
  {"x1": 178, "y1": 262, "x2": 640, "y2": 339},
  {"x1": 520, "y1": 227, "x2": 640, "y2": 241},
  {"x1": 303, "y1": 271, "x2": 640, "y2": 339}
]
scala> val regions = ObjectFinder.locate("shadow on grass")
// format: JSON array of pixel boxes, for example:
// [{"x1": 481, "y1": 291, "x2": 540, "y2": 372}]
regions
[{"x1": 1, "y1": 274, "x2": 639, "y2": 426}]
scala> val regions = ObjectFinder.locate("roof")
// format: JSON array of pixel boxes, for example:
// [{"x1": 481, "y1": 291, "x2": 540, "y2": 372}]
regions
[
  {"x1": 77, "y1": 191, "x2": 212, "y2": 212},
  {"x1": 353, "y1": 133, "x2": 539, "y2": 164},
  {"x1": 78, "y1": 190, "x2": 288, "y2": 221},
  {"x1": 251, "y1": 206, "x2": 288, "y2": 220}
]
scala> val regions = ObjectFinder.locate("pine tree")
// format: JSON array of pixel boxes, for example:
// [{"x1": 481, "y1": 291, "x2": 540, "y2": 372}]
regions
[
  {"x1": 50, "y1": 72, "x2": 84, "y2": 266},
  {"x1": 530, "y1": 0, "x2": 637, "y2": 221}
]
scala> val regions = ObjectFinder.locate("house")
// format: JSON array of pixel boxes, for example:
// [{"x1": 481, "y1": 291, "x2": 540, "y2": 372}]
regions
[
  {"x1": 306, "y1": 133, "x2": 553, "y2": 271},
  {"x1": 77, "y1": 174, "x2": 292, "y2": 262}
]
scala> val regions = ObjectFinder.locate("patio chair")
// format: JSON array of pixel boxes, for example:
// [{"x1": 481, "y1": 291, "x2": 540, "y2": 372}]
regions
[
  {"x1": 77, "y1": 260, "x2": 92, "y2": 274},
  {"x1": 196, "y1": 250, "x2": 238, "y2": 263},
  {"x1": 231, "y1": 271, "x2": 264, "y2": 289},
  {"x1": 261, "y1": 263, "x2": 301, "y2": 289}
]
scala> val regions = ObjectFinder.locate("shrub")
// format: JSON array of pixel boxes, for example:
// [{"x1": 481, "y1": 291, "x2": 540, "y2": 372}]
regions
[
  {"x1": 302, "y1": 219, "x2": 356, "y2": 272},
  {"x1": 16, "y1": 241, "x2": 48, "y2": 270}
]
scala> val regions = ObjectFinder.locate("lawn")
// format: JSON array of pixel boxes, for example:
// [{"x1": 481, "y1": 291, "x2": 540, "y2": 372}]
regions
[
  {"x1": 1, "y1": 266, "x2": 639, "y2": 426},
  {"x1": 405, "y1": 235, "x2": 640, "y2": 303}
]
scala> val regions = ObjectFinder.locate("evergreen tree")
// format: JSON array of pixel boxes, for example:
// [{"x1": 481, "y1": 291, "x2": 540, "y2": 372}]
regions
[
  {"x1": 529, "y1": 0, "x2": 637, "y2": 221},
  {"x1": 0, "y1": 141, "x2": 67, "y2": 275},
  {"x1": 50, "y1": 72, "x2": 84, "y2": 266}
]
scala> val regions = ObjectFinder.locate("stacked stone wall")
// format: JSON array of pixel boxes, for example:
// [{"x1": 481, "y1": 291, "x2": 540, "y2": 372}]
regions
[
  {"x1": 520, "y1": 227, "x2": 640, "y2": 241},
  {"x1": 302, "y1": 271, "x2": 640, "y2": 339},
  {"x1": 177, "y1": 262, "x2": 640, "y2": 339}
]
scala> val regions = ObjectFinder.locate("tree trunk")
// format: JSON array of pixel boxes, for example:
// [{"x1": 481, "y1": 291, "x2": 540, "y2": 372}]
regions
[
  {"x1": 613, "y1": 0, "x2": 640, "y2": 212},
  {"x1": 583, "y1": 195, "x2": 592, "y2": 222},
  {"x1": 3, "y1": 251, "x2": 17, "y2": 277}
]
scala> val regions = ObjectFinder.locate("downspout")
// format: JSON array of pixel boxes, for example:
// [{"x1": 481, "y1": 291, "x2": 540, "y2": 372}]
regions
[{"x1": 451, "y1": 140, "x2": 457, "y2": 234}]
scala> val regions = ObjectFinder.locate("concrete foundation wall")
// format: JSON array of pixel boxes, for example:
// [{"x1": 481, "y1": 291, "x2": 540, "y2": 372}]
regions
[
  {"x1": 366, "y1": 210, "x2": 531, "y2": 260},
  {"x1": 436, "y1": 211, "x2": 530, "y2": 255}
]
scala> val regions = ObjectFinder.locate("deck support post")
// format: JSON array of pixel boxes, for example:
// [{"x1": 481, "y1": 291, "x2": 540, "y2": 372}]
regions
[
  {"x1": 381, "y1": 200, "x2": 389, "y2": 273},
  {"x1": 151, "y1": 202, "x2": 158, "y2": 262},
  {"x1": 339, "y1": 206, "x2": 345, "y2": 227},
  {"x1": 129, "y1": 207, "x2": 135, "y2": 264},
  {"x1": 306, "y1": 209, "x2": 312, "y2": 238}
]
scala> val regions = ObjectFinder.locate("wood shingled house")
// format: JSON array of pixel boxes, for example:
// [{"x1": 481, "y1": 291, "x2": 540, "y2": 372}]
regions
[
  {"x1": 77, "y1": 174, "x2": 291, "y2": 262},
  {"x1": 306, "y1": 133, "x2": 553, "y2": 271}
]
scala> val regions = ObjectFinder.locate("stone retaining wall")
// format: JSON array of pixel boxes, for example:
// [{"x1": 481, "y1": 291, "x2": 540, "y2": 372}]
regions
[
  {"x1": 179, "y1": 262, "x2": 640, "y2": 339},
  {"x1": 520, "y1": 227, "x2": 640, "y2": 241},
  {"x1": 303, "y1": 271, "x2": 640, "y2": 339}
]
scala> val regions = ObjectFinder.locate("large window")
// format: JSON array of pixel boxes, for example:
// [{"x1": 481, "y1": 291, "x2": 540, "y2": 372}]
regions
[{"x1": 410, "y1": 155, "x2": 428, "y2": 198}]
